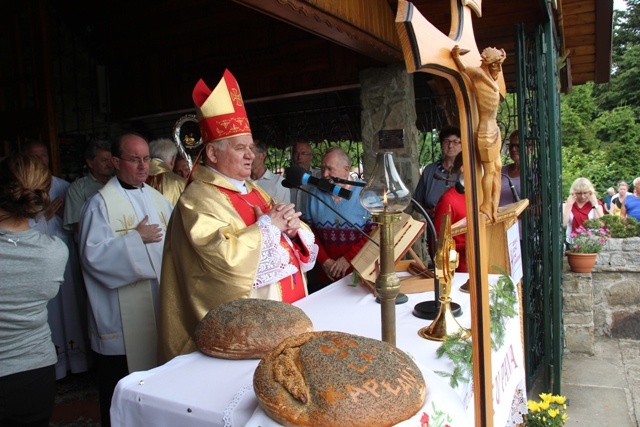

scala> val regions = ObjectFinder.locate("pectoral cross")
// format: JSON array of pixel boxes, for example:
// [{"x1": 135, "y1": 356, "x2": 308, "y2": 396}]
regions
[{"x1": 395, "y1": 1, "x2": 499, "y2": 424}]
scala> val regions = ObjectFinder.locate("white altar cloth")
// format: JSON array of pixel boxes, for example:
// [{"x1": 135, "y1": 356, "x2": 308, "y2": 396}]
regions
[{"x1": 111, "y1": 273, "x2": 526, "y2": 426}]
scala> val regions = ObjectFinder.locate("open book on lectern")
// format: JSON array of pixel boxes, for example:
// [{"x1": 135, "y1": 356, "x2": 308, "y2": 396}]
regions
[{"x1": 351, "y1": 213, "x2": 426, "y2": 285}]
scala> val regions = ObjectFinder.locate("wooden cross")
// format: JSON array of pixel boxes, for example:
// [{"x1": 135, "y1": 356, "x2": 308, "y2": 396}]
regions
[{"x1": 395, "y1": 1, "x2": 508, "y2": 425}]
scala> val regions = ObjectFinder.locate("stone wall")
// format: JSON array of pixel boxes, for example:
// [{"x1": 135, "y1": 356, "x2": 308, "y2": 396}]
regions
[{"x1": 563, "y1": 237, "x2": 640, "y2": 354}]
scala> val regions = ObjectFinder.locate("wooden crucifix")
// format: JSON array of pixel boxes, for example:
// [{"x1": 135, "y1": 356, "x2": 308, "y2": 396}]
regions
[{"x1": 395, "y1": 1, "x2": 508, "y2": 425}]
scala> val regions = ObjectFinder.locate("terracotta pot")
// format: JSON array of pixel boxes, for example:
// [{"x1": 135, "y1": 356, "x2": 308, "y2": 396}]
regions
[{"x1": 566, "y1": 251, "x2": 597, "y2": 273}]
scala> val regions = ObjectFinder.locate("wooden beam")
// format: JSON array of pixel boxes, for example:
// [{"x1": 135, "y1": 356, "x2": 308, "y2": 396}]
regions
[{"x1": 234, "y1": 0, "x2": 403, "y2": 63}]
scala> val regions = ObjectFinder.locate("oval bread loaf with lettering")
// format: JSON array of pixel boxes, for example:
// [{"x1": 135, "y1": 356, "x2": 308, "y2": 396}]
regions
[
  {"x1": 195, "y1": 299, "x2": 313, "y2": 359},
  {"x1": 253, "y1": 331, "x2": 426, "y2": 427}
]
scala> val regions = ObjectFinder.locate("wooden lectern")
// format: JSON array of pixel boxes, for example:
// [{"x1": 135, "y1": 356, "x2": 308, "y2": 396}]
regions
[{"x1": 351, "y1": 213, "x2": 435, "y2": 295}]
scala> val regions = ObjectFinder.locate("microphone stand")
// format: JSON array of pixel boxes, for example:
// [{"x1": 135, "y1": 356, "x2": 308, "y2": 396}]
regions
[
  {"x1": 501, "y1": 173, "x2": 520, "y2": 202},
  {"x1": 410, "y1": 198, "x2": 462, "y2": 320}
]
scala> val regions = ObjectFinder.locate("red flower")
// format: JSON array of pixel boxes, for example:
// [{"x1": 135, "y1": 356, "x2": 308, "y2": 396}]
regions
[{"x1": 420, "y1": 412, "x2": 430, "y2": 426}]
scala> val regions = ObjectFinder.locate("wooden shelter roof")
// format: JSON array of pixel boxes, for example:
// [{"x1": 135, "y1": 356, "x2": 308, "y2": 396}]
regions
[{"x1": 46, "y1": 0, "x2": 613, "y2": 120}]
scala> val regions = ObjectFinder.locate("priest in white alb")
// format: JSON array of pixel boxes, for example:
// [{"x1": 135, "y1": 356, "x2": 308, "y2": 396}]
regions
[{"x1": 78, "y1": 132, "x2": 173, "y2": 427}]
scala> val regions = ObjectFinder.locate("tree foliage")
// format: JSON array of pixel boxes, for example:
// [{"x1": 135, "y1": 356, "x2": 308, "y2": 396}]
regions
[{"x1": 562, "y1": 0, "x2": 640, "y2": 197}]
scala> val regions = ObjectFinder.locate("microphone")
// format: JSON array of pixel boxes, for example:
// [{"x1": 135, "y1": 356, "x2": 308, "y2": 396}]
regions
[
  {"x1": 501, "y1": 174, "x2": 520, "y2": 202},
  {"x1": 282, "y1": 180, "x2": 378, "y2": 246},
  {"x1": 433, "y1": 172, "x2": 458, "y2": 183},
  {"x1": 329, "y1": 176, "x2": 366, "y2": 187},
  {"x1": 284, "y1": 165, "x2": 353, "y2": 200}
]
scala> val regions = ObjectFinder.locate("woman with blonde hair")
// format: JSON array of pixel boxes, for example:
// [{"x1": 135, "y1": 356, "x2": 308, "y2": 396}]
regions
[
  {"x1": 562, "y1": 177, "x2": 604, "y2": 242},
  {"x1": 0, "y1": 153, "x2": 69, "y2": 426}
]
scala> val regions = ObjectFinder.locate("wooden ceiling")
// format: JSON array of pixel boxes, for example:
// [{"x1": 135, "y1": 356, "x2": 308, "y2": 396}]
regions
[{"x1": 49, "y1": 0, "x2": 612, "y2": 121}]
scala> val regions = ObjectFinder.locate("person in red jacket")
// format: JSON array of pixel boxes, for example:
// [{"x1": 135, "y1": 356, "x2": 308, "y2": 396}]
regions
[{"x1": 433, "y1": 153, "x2": 467, "y2": 272}]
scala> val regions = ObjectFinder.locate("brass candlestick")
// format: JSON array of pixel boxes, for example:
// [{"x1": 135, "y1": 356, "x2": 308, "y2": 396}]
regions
[
  {"x1": 372, "y1": 210, "x2": 402, "y2": 345},
  {"x1": 360, "y1": 152, "x2": 411, "y2": 345},
  {"x1": 419, "y1": 213, "x2": 471, "y2": 341}
]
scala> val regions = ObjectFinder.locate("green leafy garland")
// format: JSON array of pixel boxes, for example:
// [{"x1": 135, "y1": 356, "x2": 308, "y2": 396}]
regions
[{"x1": 434, "y1": 267, "x2": 519, "y2": 388}]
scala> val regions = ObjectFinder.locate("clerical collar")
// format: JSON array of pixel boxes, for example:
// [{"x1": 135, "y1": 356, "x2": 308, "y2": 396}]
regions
[
  {"x1": 117, "y1": 178, "x2": 144, "y2": 190},
  {"x1": 207, "y1": 166, "x2": 248, "y2": 194}
]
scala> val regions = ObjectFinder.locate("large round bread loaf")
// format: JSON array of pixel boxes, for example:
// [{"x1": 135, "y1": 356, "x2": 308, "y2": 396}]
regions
[
  {"x1": 253, "y1": 331, "x2": 426, "y2": 427},
  {"x1": 195, "y1": 299, "x2": 313, "y2": 359}
]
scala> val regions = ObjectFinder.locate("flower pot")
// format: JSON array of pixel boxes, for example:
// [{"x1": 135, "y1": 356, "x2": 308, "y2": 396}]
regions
[{"x1": 566, "y1": 251, "x2": 597, "y2": 273}]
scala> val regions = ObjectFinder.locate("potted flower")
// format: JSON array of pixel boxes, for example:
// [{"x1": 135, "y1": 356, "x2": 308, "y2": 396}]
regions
[
  {"x1": 525, "y1": 393, "x2": 568, "y2": 427},
  {"x1": 566, "y1": 223, "x2": 610, "y2": 273}
]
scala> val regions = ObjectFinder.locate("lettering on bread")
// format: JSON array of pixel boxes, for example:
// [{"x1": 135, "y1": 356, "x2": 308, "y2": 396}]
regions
[{"x1": 254, "y1": 331, "x2": 426, "y2": 427}]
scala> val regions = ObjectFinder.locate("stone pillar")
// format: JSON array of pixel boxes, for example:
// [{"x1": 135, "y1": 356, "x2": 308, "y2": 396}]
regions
[
  {"x1": 562, "y1": 269, "x2": 595, "y2": 354},
  {"x1": 359, "y1": 64, "x2": 420, "y2": 195},
  {"x1": 360, "y1": 65, "x2": 427, "y2": 260}
]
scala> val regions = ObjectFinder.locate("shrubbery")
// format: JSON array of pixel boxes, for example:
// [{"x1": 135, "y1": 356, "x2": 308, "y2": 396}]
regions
[{"x1": 583, "y1": 215, "x2": 640, "y2": 238}]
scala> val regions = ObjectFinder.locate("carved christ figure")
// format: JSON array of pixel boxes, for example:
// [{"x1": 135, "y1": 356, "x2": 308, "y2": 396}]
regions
[{"x1": 451, "y1": 44, "x2": 506, "y2": 221}]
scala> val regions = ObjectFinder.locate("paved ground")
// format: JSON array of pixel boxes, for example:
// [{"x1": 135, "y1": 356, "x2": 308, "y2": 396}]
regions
[
  {"x1": 560, "y1": 337, "x2": 640, "y2": 427},
  {"x1": 50, "y1": 336, "x2": 640, "y2": 426},
  {"x1": 50, "y1": 370, "x2": 99, "y2": 426}
]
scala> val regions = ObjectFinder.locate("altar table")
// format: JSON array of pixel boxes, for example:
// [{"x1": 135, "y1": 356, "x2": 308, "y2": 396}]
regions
[{"x1": 111, "y1": 273, "x2": 527, "y2": 426}]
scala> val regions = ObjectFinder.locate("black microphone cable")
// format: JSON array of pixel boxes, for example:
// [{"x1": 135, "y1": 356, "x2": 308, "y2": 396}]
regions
[
  {"x1": 501, "y1": 173, "x2": 521, "y2": 202},
  {"x1": 282, "y1": 180, "x2": 379, "y2": 247}
]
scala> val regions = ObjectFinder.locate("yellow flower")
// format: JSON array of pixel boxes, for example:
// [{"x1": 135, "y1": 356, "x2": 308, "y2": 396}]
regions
[
  {"x1": 527, "y1": 400, "x2": 538, "y2": 412},
  {"x1": 562, "y1": 413, "x2": 569, "y2": 421},
  {"x1": 539, "y1": 392, "x2": 553, "y2": 402},
  {"x1": 552, "y1": 395, "x2": 567, "y2": 404},
  {"x1": 548, "y1": 408, "x2": 559, "y2": 418},
  {"x1": 538, "y1": 400, "x2": 550, "y2": 410}
]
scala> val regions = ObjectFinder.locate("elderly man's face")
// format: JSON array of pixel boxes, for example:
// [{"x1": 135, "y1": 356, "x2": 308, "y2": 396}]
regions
[
  {"x1": 173, "y1": 158, "x2": 189, "y2": 179},
  {"x1": 251, "y1": 147, "x2": 267, "y2": 172},
  {"x1": 292, "y1": 143, "x2": 313, "y2": 170},
  {"x1": 88, "y1": 149, "x2": 114, "y2": 180},
  {"x1": 206, "y1": 135, "x2": 255, "y2": 180},
  {"x1": 321, "y1": 151, "x2": 350, "y2": 181}
]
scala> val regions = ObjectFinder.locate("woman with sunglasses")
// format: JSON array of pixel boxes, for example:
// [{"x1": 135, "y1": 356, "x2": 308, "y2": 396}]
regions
[{"x1": 562, "y1": 177, "x2": 604, "y2": 243}]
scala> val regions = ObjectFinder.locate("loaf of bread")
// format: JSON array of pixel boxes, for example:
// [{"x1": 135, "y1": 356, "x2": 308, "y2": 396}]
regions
[
  {"x1": 253, "y1": 331, "x2": 426, "y2": 427},
  {"x1": 195, "y1": 299, "x2": 313, "y2": 359}
]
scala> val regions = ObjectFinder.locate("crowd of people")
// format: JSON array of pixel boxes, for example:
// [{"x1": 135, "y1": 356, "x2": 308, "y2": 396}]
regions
[
  {"x1": 563, "y1": 176, "x2": 640, "y2": 244},
  {"x1": 12, "y1": 66, "x2": 637, "y2": 427}
]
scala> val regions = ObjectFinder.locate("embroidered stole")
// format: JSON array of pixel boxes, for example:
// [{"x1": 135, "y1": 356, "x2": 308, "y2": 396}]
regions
[{"x1": 99, "y1": 181, "x2": 170, "y2": 372}]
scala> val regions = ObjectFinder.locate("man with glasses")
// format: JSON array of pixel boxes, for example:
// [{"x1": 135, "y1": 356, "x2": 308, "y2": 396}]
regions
[
  {"x1": 289, "y1": 139, "x2": 320, "y2": 220},
  {"x1": 414, "y1": 125, "x2": 462, "y2": 220},
  {"x1": 78, "y1": 132, "x2": 173, "y2": 427}
]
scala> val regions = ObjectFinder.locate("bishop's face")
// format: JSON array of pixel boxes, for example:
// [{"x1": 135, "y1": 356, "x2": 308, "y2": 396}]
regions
[{"x1": 206, "y1": 135, "x2": 255, "y2": 180}]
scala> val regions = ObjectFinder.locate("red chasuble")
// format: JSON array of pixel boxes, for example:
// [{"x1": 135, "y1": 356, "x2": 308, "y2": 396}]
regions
[{"x1": 218, "y1": 187, "x2": 308, "y2": 303}]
